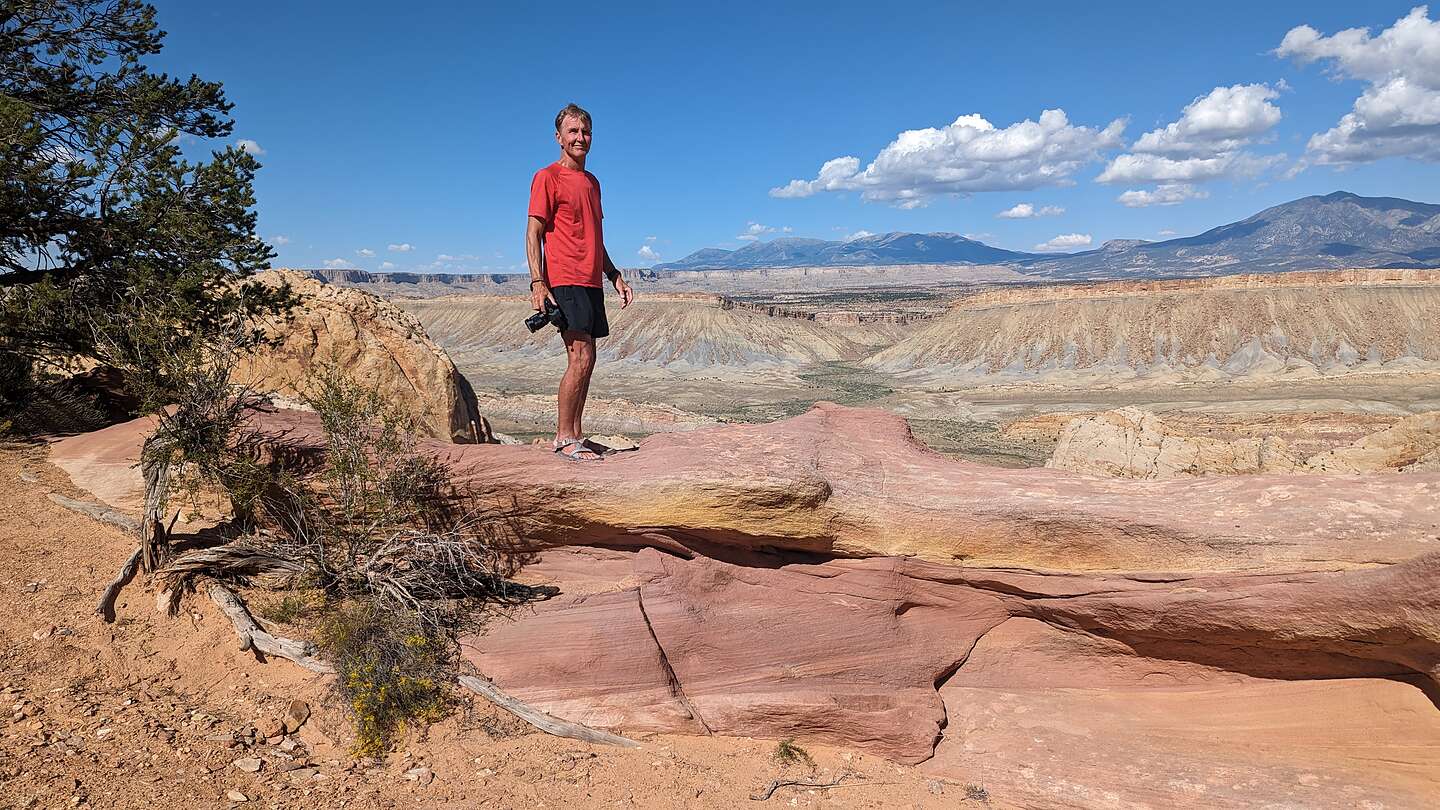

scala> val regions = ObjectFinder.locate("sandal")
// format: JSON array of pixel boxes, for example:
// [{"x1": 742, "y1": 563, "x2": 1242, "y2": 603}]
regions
[{"x1": 553, "y1": 438, "x2": 604, "y2": 462}]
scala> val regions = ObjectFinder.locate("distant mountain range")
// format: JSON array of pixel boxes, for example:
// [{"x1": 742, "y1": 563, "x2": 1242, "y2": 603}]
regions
[
  {"x1": 309, "y1": 269, "x2": 517, "y2": 285},
  {"x1": 654, "y1": 232, "x2": 1040, "y2": 270},
  {"x1": 654, "y1": 192, "x2": 1440, "y2": 279}
]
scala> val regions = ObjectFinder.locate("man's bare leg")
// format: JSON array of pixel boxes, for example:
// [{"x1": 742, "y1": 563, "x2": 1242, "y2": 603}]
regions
[
  {"x1": 556, "y1": 331, "x2": 597, "y2": 456},
  {"x1": 575, "y1": 354, "x2": 594, "y2": 438}
]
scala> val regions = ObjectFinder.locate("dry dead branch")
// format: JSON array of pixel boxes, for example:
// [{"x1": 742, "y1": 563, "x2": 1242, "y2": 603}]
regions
[
  {"x1": 47, "y1": 493, "x2": 139, "y2": 532},
  {"x1": 206, "y1": 582, "x2": 333, "y2": 673},
  {"x1": 138, "y1": 452, "x2": 172, "y2": 571},
  {"x1": 44, "y1": 493, "x2": 146, "y2": 621},
  {"x1": 750, "y1": 773, "x2": 855, "y2": 801},
  {"x1": 96, "y1": 545, "x2": 143, "y2": 621},
  {"x1": 458, "y1": 675, "x2": 641, "y2": 748}
]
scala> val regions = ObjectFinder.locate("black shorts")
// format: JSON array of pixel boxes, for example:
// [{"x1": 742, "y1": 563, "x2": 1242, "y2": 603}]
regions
[{"x1": 550, "y1": 284, "x2": 609, "y2": 339}]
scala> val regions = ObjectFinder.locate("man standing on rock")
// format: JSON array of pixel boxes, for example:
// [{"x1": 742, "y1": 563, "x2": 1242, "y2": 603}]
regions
[{"x1": 527, "y1": 103, "x2": 635, "y2": 461}]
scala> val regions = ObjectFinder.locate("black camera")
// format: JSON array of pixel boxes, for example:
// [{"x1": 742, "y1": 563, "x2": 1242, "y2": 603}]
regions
[{"x1": 524, "y1": 299, "x2": 567, "y2": 333}]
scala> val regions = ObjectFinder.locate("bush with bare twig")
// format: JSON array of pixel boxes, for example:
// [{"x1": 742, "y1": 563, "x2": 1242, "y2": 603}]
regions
[{"x1": 150, "y1": 363, "x2": 550, "y2": 753}]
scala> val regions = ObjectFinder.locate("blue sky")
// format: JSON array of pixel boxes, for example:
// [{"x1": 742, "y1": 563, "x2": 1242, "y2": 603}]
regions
[{"x1": 149, "y1": 2, "x2": 1440, "y2": 271}]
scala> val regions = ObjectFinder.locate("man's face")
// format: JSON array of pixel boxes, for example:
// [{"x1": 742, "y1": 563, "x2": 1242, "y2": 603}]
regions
[{"x1": 556, "y1": 115, "x2": 591, "y2": 161}]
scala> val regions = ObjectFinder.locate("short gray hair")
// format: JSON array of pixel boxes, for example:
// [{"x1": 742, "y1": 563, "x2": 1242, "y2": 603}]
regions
[{"x1": 554, "y1": 103, "x2": 592, "y2": 132}]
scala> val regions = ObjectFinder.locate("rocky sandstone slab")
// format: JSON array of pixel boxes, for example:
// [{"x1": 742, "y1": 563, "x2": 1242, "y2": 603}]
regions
[
  {"x1": 1307, "y1": 410, "x2": 1440, "y2": 473},
  {"x1": 445, "y1": 403, "x2": 1440, "y2": 573},
  {"x1": 234, "y1": 269, "x2": 487, "y2": 442},
  {"x1": 471, "y1": 548, "x2": 1009, "y2": 762},
  {"x1": 51, "y1": 403, "x2": 1440, "y2": 805},
  {"x1": 466, "y1": 547, "x2": 1440, "y2": 804},
  {"x1": 933, "y1": 617, "x2": 1440, "y2": 807},
  {"x1": 933, "y1": 675, "x2": 1440, "y2": 808},
  {"x1": 53, "y1": 403, "x2": 1440, "y2": 572},
  {"x1": 1047, "y1": 406, "x2": 1302, "y2": 477}
]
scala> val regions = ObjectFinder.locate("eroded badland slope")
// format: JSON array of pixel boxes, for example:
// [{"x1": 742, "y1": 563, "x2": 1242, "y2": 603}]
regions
[
  {"x1": 868, "y1": 269, "x2": 1440, "y2": 385},
  {"x1": 393, "y1": 270, "x2": 1440, "y2": 461}
]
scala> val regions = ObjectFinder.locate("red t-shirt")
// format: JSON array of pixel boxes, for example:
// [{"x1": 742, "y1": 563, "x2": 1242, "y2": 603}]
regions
[{"x1": 528, "y1": 162, "x2": 604, "y2": 288}]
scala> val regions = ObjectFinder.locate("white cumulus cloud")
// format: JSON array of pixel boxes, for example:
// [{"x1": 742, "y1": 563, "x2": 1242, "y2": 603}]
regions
[
  {"x1": 1098, "y1": 83, "x2": 1285, "y2": 188},
  {"x1": 1032, "y1": 233, "x2": 1093, "y2": 252},
  {"x1": 1116, "y1": 183, "x2": 1210, "y2": 207},
  {"x1": 269, "y1": 235, "x2": 290, "y2": 246},
  {"x1": 388, "y1": 243, "x2": 415, "y2": 252},
  {"x1": 1130, "y1": 83, "x2": 1283, "y2": 156},
  {"x1": 1277, "y1": 6, "x2": 1440, "y2": 165},
  {"x1": 236, "y1": 139, "x2": 265, "y2": 156},
  {"x1": 996, "y1": 202, "x2": 1064, "y2": 219},
  {"x1": 1158, "y1": 228, "x2": 1178, "y2": 236},
  {"x1": 736, "y1": 222, "x2": 777, "y2": 242},
  {"x1": 322, "y1": 258, "x2": 349, "y2": 269},
  {"x1": 844, "y1": 230, "x2": 875, "y2": 241},
  {"x1": 637, "y1": 244, "x2": 661, "y2": 262},
  {"x1": 356, "y1": 248, "x2": 375, "y2": 257},
  {"x1": 771, "y1": 109, "x2": 1126, "y2": 207},
  {"x1": 379, "y1": 261, "x2": 397, "y2": 271}
]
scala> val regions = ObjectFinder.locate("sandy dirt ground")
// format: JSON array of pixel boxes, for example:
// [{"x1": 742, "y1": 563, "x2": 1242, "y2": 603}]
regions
[{"x1": 0, "y1": 443, "x2": 984, "y2": 810}]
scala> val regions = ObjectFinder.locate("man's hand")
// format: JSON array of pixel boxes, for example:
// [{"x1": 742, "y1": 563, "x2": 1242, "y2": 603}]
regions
[
  {"x1": 530, "y1": 280, "x2": 555, "y2": 312},
  {"x1": 614, "y1": 276, "x2": 634, "y2": 308}
]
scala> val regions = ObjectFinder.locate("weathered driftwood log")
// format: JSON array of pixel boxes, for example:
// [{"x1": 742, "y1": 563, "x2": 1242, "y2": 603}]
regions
[
  {"x1": 458, "y1": 675, "x2": 641, "y2": 748},
  {"x1": 138, "y1": 454, "x2": 172, "y2": 572},
  {"x1": 205, "y1": 582, "x2": 333, "y2": 674},
  {"x1": 47, "y1": 493, "x2": 139, "y2": 532},
  {"x1": 45, "y1": 493, "x2": 145, "y2": 622},
  {"x1": 96, "y1": 546, "x2": 143, "y2": 621}
]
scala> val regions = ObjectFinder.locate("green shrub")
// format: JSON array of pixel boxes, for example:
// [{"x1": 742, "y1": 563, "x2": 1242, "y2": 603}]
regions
[
  {"x1": 316, "y1": 599, "x2": 449, "y2": 757},
  {"x1": 772, "y1": 738, "x2": 814, "y2": 768},
  {"x1": 257, "y1": 590, "x2": 324, "y2": 625}
]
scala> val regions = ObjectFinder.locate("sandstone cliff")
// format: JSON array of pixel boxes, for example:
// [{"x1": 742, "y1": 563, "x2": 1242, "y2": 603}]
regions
[{"x1": 232, "y1": 269, "x2": 489, "y2": 443}]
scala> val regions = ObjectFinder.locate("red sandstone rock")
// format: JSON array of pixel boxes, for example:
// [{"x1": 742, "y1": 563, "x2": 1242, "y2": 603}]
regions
[
  {"x1": 467, "y1": 549, "x2": 1008, "y2": 763},
  {"x1": 929, "y1": 617, "x2": 1440, "y2": 806},
  {"x1": 464, "y1": 547, "x2": 1440, "y2": 775},
  {"x1": 53, "y1": 403, "x2": 1440, "y2": 573},
  {"x1": 49, "y1": 404, "x2": 1440, "y2": 802},
  {"x1": 443, "y1": 403, "x2": 1440, "y2": 573}
]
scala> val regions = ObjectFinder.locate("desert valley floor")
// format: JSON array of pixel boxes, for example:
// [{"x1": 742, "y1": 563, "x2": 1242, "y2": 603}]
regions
[{"x1": 393, "y1": 267, "x2": 1440, "y2": 467}]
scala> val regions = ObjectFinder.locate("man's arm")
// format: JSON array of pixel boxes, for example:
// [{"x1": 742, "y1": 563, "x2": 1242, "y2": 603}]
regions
[
  {"x1": 602, "y1": 248, "x2": 634, "y2": 308},
  {"x1": 526, "y1": 216, "x2": 553, "y2": 312}
]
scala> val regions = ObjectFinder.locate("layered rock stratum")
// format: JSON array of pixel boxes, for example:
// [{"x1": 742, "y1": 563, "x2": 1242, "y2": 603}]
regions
[
  {"x1": 1047, "y1": 407, "x2": 1440, "y2": 478},
  {"x1": 866, "y1": 269, "x2": 1440, "y2": 385},
  {"x1": 50, "y1": 403, "x2": 1440, "y2": 807},
  {"x1": 234, "y1": 269, "x2": 488, "y2": 442},
  {"x1": 399, "y1": 293, "x2": 902, "y2": 369}
]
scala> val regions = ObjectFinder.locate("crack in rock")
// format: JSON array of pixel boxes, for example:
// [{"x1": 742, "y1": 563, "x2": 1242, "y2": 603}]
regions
[{"x1": 635, "y1": 586, "x2": 712, "y2": 734}]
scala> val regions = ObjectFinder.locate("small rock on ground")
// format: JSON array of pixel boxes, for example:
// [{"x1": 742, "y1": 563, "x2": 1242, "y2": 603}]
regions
[{"x1": 402, "y1": 766, "x2": 434, "y2": 785}]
